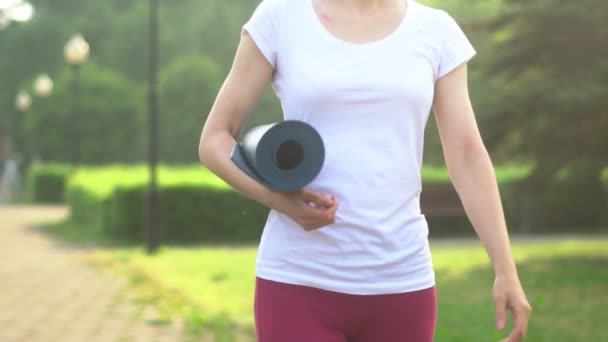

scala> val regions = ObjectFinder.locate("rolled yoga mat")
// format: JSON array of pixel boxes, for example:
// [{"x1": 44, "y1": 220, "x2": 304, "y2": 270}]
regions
[{"x1": 230, "y1": 120, "x2": 325, "y2": 192}]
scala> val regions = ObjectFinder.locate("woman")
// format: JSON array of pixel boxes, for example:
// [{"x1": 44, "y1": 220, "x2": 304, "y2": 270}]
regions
[{"x1": 199, "y1": 0, "x2": 532, "y2": 341}]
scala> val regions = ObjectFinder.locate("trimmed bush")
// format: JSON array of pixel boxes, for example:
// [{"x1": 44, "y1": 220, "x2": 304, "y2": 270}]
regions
[
  {"x1": 64, "y1": 165, "x2": 533, "y2": 243},
  {"x1": 603, "y1": 168, "x2": 608, "y2": 211},
  {"x1": 421, "y1": 165, "x2": 530, "y2": 186},
  {"x1": 421, "y1": 165, "x2": 530, "y2": 235},
  {"x1": 504, "y1": 163, "x2": 608, "y2": 233},
  {"x1": 26, "y1": 163, "x2": 72, "y2": 203},
  {"x1": 541, "y1": 164, "x2": 608, "y2": 230},
  {"x1": 65, "y1": 166, "x2": 268, "y2": 243},
  {"x1": 106, "y1": 184, "x2": 267, "y2": 242}
]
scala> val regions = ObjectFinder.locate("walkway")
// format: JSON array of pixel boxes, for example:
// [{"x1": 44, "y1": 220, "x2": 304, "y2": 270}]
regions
[{"x1": 0, "y1": 206, "x2": 187, "y2": 342}]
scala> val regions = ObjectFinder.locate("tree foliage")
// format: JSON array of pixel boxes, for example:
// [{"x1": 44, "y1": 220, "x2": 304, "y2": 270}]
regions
[
  {"x1": 159, "y1": 55, "x2": 221, "y2": 163},
  {"x1": 22, "y1": 62, "x2": 141, "y2": 164},
  {"x1": 478, "y1": 0, "x2": 608, "y2": 227},
  {"x1": 0, "y1": 0, "x2": 280, "y2": 165},
  {"x1": 481, "y1": 0, "x2": 608, "y2": 178},
  {"x1": 1, "y1": 0, "x2": 606, "y2": 176}
]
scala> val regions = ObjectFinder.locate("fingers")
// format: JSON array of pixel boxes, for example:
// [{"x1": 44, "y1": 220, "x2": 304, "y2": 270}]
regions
[
  {"x1": 297, "y1": 196, "x2": 339, "y2": 231},
  {"x1": 506, "y1": 302, "x2": 532, "y2": 342},
  {"x1": 499, "y1": 301, "x2": 532, "y2": 342},
  {"x1": 494, "y1": 295, "x2": 508, "y2": 331},
  {"x1": 285, "y1": 188, "x2": 339, "y2": 231},
  {"x1": 298, "y1": 189, "x2": 333, "y2": 208},
  {"x1": 325, "y1": 196, "x2": 339, "y2": 218},
  {"x1": 301, "y1": 203, "x2": 338, "y2": 231}
]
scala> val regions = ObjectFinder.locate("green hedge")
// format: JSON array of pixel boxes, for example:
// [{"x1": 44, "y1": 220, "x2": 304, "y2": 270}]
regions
[
  {"x1": 421, "y1": 165, "x2": 530, "y2": 185},
  {"x1": 63, "y1": 165, "x2": 533, "y2": 243},
  {"x1": 26, "y1": 163, "x2": 72, "y2": 203},
  {"x1": 107, "y1": 184, "x2": 267, "y2": 242},
  {"x1": 540, "y1": 176, "x2": 607, "y2": 231},
  {"x1": 421, "y1": 165, "x2": 530, "y2": 235},
  {"x1": 603, "y1": 169, "x2": 608, "y2": 206},
  {"x1": 65, "y1": 166, "x2": 269, "y2": 243},
  {"x1": 55, "y1": 163, "x2": 608, "y2": 243}
]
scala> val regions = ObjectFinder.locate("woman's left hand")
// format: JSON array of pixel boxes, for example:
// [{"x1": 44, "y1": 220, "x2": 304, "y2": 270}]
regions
[{"x1": 493, "y1": 274, "x2": 532, "y2": 341}]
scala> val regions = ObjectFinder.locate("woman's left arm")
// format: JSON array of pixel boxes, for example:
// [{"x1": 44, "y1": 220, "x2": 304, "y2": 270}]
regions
[{"x1": 433, "y1": 64, "x2": 532, "y2": 342}]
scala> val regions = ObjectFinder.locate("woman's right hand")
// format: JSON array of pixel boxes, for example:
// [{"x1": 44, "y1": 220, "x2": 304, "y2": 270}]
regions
[{"x1": 272, "y1": 188, "x2": 339, "y2": 231}]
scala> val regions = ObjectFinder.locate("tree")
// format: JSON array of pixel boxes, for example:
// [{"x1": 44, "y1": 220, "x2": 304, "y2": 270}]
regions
[
  {"x1": 1, "y1": 0, "x2": 280, "y2": 165},
  {"x1": 22, "y1": 62, "x2": 142, "y2": 164},
  {"x1": 480, "y1": 0, "x2": 608, "y2": 227},
  {"x1": 159, "y1": 55, "x2": 221, "y2": 163}
]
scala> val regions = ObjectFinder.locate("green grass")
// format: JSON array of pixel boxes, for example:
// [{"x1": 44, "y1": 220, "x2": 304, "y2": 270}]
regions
[
  {"x1": 81, "y1": 239, "x2": 608, "y2": 341},
  {"x1": 41, "y1": 219, "x2": 124, "y2": 247}
]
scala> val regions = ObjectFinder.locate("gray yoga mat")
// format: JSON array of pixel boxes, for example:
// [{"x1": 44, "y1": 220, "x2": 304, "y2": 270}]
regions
[{"x1": 230, "y1": 120, "x2": 325, "y2": 192}]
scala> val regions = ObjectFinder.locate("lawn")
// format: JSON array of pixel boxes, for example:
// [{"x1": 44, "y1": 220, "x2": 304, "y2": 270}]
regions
[{"x1": 84, "y1": 239, "x2": 608, "y2": 342}]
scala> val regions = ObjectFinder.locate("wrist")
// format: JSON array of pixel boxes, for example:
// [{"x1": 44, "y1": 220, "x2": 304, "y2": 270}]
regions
[
  {"x1": 261, "y1": 188, "x2": 283, "y2": 211},
  {"x1": 494, "y1": 260, "x2": 518, "y2": 279}
]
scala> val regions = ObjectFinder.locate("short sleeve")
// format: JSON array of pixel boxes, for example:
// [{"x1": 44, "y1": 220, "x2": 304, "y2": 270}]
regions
[
  {"x1": 242, "y1": 0, "x2": 284, "y2": 68},
  {"x1": 436, "y1": 10, "x2": 477, "y2": 79}
]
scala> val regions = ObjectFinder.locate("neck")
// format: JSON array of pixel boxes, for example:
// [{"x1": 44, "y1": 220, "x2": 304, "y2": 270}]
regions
[{"x1": 337, "y1": 0, "x2": 402, "y2": 11}]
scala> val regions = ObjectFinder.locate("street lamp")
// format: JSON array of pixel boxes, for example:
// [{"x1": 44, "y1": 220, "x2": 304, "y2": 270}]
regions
[
  {"x1": 15, "y1": 91, "x2": 32, "y2": 112},
  {"x1": 64, "y1": 34, "x2": 89, "y2": 66},
  {"x1": 1, "y1": 90, "x2": 31, "y2": 202},
  {"x1": 13, "y1": 91, "x2": 31, "y2": 162},
  {"x1": 0, "y1": 0, "x2": 34, "y2": 29},
  {"x1": 14, "y1": 90, "x2": 31, "y2": 164},
  {"x1": 64, "y1": 33, "x2": 89, "y2": 166},
  {"x1": 146, "y1": 0, "x2": 160, "y2": 254},
  {"x1": 32, "y1": 73, "x2": 53, "y2": 162},
  {"x1": 34, "y1": 73, "x2": 53, "y2": 97}
]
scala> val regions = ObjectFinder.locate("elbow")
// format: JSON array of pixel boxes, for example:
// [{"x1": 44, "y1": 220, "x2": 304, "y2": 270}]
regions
[
  {"x1": 446, "y1": 136, "x2": 489, "y2": 174},
  {"x1": 198, "y1": 143, "x2": 206, "y2": 166},
  {"x1": 199, "y1": 116, "x2": 240, "y2": 170},
  {"x1": 462, "y1": 138, "x2": 489, "y2": 166},
  {"x1": 198, "y1": 117, "x2": 221, "y2": 168},
  {"x1": 198, "y1": 132, "x2": 211, "y2": 167},
  {"x1": 199, "y1": 129, "x2": 231, "y2": 170}
]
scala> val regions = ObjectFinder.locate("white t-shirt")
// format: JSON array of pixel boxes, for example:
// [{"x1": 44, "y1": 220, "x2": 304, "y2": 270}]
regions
[{"x1": 243, "y1": 0, "x2": 476, "y2": 295}]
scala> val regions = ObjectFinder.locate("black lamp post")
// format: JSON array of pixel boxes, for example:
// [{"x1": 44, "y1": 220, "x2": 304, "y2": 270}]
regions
[
  {"x1": 146, "y1": 0, "x2": 160, "y2": 254},
  {"x1": 13, "y1": 91, "x2": 32, "y2": 161},
  {"x1": 31, "y1": 73, "x2": 53, "y2": 163},
  {"x1": 64, "y1": 33, "x2": 89, "y2": 166}
]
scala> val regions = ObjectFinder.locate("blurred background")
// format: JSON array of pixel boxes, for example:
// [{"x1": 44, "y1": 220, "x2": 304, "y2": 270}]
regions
[{"x1": 0, "y1": 0, "x2": 606, "y2": 341}]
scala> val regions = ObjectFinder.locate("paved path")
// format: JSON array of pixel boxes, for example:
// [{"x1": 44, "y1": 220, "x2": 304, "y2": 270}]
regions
[
  {"x1": 0, "y1": 206, "x2": 189, "y2": 342},
  {"x1": 1, "y1": 205, "x2": 603, "y2": 342}
]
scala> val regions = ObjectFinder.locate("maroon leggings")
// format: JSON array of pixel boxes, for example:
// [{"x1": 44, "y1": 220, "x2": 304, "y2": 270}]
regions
[{"x1": 254, "y1": 277, "x2": 437, "y2": 342}]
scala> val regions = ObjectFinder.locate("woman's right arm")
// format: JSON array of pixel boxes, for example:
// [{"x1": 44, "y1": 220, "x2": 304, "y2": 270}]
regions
[
  {"x1": 198, "y1": 32, "x2": 338, "y2": 230},
  {"x1": 199, "y1": 32, "x2": 277, "y2": 208}
]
